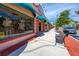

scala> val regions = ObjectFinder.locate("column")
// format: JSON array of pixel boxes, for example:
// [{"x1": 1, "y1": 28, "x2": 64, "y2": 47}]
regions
[
  {"x1": 41, "y1": 21, "x2": 45, "y2": 32},
  {"x1": 43, "y1": 22, "x2": 45, "y2": 32},
  {"x1": 34, "y1": 17, "x2": 39, "y2": 33}
]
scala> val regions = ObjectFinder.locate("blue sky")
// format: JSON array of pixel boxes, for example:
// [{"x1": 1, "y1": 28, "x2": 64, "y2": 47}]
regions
[{"x1": 41, "y1": 3, "x2": 79, "y2": 24}]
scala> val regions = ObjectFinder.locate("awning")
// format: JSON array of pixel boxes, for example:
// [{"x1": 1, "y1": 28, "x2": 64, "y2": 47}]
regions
[
  {"x1": 45, "y1": 20, "x2": 49, "y2": 24},
  {"x1": 37, "y1": 16, "x2": 50, "y2": 24},
  {"x1": 13, "y1": 3, "x2": 36, "y2": 17},
  {"x1": 37, "y1": 16, "x2": 46, "y2": 21},
  {"x1": 0, "y1": 3, "x2": 34, "y2": 18}
]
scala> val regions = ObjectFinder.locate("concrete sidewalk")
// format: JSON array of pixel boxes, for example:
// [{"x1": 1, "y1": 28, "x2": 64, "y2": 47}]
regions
[{"x1": 20, "y1": 29, "x2": 69, "y2": 56}]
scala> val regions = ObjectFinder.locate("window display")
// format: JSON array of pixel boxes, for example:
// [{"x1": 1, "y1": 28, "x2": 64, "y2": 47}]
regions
[{"x1": 0, "y1": 15, "x2": 34, "y2": 38}]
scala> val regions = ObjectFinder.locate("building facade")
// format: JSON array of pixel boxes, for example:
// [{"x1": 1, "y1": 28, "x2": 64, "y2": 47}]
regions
[{"x1": 0, "y1": 3, "x2": 52, "y2": 56}]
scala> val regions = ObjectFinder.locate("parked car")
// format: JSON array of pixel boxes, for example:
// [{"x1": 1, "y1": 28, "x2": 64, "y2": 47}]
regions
[{"x1": 63, "y1": 26, "x2": 77, "y2": 34}]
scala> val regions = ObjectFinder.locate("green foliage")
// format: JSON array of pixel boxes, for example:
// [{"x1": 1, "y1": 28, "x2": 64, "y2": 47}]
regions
[
  {"x1": 56, "y1": 10, "x2": 72, "y2": 27},
  {"x1": 52, "y1": 24, "x2": 55, "y2": 28},
  {"x1": 60, "y1": 10, "x2": 69, "y2": 17}
]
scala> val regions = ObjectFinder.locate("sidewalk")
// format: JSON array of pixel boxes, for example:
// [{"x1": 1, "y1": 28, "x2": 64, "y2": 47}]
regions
[{"x1": 20, "y1": 29, "x2": 69, "y2": 56}]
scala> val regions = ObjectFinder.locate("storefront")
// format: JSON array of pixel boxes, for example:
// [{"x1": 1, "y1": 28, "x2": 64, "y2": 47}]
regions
[
  {"x1": 0, "y1": 3, "x2": 37, "y2": 56},
  {"x1": 32, "y1": 3, "x2": 51, "y2": 33},
  {"x1": 0, "y1": 3, "x2": 52, "y2": 40},
  {"x1": 34, "y1": 16, "x2": 50, "y2": 33},
  {"x1": 0, "y1": 3, "x2": 35, "y2": 40},
  {"x1": 37, "y1": 16, "x2": 46, "y2": 32}
]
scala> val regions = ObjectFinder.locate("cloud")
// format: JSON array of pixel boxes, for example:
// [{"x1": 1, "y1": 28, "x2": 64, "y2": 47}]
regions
[{"x1": 41, "y1": 3, "x2": 79, "y2": 23}]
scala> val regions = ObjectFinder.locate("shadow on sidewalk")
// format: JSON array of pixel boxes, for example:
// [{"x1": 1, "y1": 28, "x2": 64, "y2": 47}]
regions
[{"x1": 36, "y1": 32, "x2": 45, "y2": 37}]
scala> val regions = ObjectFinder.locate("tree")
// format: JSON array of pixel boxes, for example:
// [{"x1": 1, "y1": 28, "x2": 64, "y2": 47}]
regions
[{"x1": 56, "y1": 10, "x2": 72, "y2": 27}]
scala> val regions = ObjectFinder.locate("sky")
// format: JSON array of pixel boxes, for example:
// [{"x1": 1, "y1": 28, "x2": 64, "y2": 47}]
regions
[{"x1": 41, "y1": 3, "x2": 79, "y2": 24}]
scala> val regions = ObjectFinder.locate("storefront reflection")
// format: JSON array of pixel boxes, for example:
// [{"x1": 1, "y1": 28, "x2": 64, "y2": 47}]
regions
[{"x1": 0, "y1": 16, "x2": 34, "y2": 40}]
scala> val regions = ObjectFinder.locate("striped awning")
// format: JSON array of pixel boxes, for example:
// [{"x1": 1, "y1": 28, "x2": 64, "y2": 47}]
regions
[{"x1": 13, "y1": 3, "x2": 36, "y2": 17}]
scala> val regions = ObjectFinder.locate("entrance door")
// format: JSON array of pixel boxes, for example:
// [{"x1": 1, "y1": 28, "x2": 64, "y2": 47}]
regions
[{"x1": 39, "y1": 22, "x2": 41, "y2": 32}]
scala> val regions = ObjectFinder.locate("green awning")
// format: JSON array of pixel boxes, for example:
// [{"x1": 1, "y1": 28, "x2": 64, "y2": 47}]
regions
[
  {"x1": 37, "y1": 16, "x2": 46, "y2": 21},
  {"x1": 37, "y1": 16, "x2": 50, "y2": 24},
  {"x1": 45, "y1": 20, "x2": 49, "y2": 24}
]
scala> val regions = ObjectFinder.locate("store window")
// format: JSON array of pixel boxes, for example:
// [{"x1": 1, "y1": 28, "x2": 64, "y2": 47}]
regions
[{"x1": 0, "y1": 15, "x2": 34, "y2": 38}]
